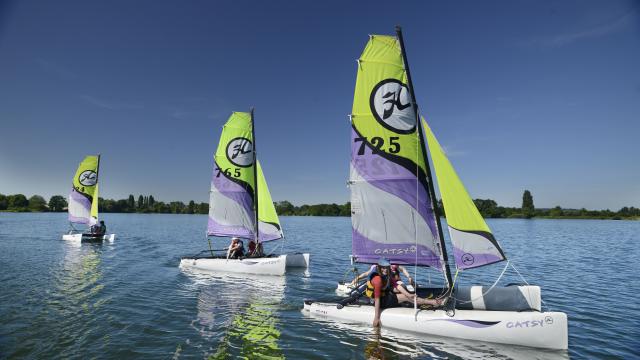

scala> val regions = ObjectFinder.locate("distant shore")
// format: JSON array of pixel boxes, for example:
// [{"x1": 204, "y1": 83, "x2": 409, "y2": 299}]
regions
[
  {"x1": 1, "y1": 193, "x2": 638, "y2": 220},
  {"x1": 1, "y1": 209, "x2": 638, "y2": 221}
]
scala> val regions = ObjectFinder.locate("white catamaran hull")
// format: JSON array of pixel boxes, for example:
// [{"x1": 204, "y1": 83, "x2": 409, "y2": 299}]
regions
[
  {"x1": 303, "y1": 301, "x2": 568, "y2": 350},
  {"x1": 284, "y1": 253, "x2": 310, "y2": 268},
  {"x1": 62, "y1": 233, "x2": 116, "y2": 242},
  {"x1": 179, "y1": 255, "x2": 287, "y2": 276}
]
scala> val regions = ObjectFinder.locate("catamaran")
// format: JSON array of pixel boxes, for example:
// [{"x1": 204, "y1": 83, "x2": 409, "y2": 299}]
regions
[
  {"x1": 62, "y1": 155, "x2": 115, "y2": 242},
  {"x1": 180, "y1": 110, "x2": 309, "y2": 276},
  {"x1": 303, "y1": 27, "x2": 568, "y2": 350}
]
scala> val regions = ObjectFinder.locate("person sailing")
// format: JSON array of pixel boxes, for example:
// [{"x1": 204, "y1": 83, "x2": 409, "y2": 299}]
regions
[
  {"x1": 367, "y1": 258, "x2": 443, "y2": 328},
  {"x1": 247, "y1": 240, "x2": 264, "y2": 257},
  {"x1": 90, "y1": 220, "x2": 106, "y2": 236},
  {"x1": 351, "y1": 262, "x2": 413, "y2": 288},
  {"x1": 98, "y1": 220, "x2": 106, "y2": 235},
  {"x1": 227, "y1": 237, "x2": 244, "y2": 259}
]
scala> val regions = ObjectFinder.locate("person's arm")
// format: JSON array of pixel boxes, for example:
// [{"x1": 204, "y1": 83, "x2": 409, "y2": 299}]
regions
[
  {"x1": 227, "y1": 244, "x2": 234, "y2": 258},
  {"x1": 400, "y1": 266, "x2": 413, "y2": 285},
  {"x1": 372, "y1": 276, "x2": 382, "y2": 327},
  {"x1": 373, "y1": 296, "x2": 381, "y2": 327},
  {"x1": 352, "y1": 269, "x2": 372, "y2": 285}
]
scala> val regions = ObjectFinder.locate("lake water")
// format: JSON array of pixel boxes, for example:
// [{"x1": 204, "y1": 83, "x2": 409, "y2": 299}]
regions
[{"x1": 0, "y1": 213, "x2": 638, "y2": 359}]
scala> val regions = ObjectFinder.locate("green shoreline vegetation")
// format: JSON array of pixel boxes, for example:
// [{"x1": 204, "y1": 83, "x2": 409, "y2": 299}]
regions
[{"x1": 0, "y1": 191, "x2": 638, "y2": 220}]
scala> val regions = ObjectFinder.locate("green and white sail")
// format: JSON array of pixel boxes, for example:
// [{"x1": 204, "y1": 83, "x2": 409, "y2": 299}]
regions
[
  {"x1": 68, "y1": 155, "x2": 100, "y2": 225},
  {"x1": 349, "y1": 34, "x2": 445, "y2": 267},
  {"x1": 208, "y1": 112, "x2": 257, "y2": 239},
  {"x1": 207, "y1": 111, "x2": 282, "y2": 242},
  {"x1": 422, "y1": 118, "x2": 506, "y2": 269},
  {"x1": 257, "y1": 161, "x2": 283, "y2": 241}
]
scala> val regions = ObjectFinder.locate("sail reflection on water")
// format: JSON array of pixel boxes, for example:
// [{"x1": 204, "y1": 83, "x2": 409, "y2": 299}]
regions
[
  {"x1": 182, "y1": 269, "x2": 285, "y2": 359},
  {"x1": 39, "y1": 243, "x2": 108, "y2": 356}
]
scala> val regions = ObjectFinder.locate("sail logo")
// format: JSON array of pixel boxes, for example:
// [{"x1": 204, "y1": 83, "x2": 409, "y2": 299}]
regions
[
  {"x1": 461, "y1": 253, "x2": 475, "y2": 266},
  {"x1": 370, "y1": 79, "x2": 416, "y2": 134},
  {"x1": 78, "y1": 170, "x2": 97, "y2": 186},
  {"x1": 226, "y1": 137, "x2": 254, "y2": 167},
  {"x1": 374, "y1": 245, "x2": 416, "y2": 256}
]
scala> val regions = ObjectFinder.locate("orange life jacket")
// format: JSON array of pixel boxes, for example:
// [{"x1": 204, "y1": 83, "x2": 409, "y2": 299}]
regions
[{"x1": 365, "y1": 272, "x2": 390, "y2": 298}]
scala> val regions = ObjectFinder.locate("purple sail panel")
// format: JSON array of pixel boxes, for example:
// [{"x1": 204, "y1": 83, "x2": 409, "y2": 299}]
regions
[
  {"x1": 68, "y1": 188, "x2": 91, "y2": 224},
  {"x1": 258, "y1": 230, "x2": 281, "y2": 242},
  {"x1": 350, "y1": 127, "x2": 443, "y2": 267},
  {"x1": 453, "y1": 247, "x2": 504, "y2": 270},
  {"x1": 257, "y1": 221, "x2": 282, "y2": 242},
  {"x1": 207, "y1": 166, "x2": 255, "y2": 239},
  {"x1": 350, "y1": 128, "x2": 438, "y2": 237},
  {"x1": 207, "y1": 215, "x2": 254, "y2": 239},
  {"x1": 352, "y1": 228, "x2": 442, "y2": 268}
]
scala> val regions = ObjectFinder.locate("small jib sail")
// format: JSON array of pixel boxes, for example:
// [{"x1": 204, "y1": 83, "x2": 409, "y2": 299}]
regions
[
  {"x1": 422, "y1": 118, "x2": 506, "y2": 269},
  {"x1": 349, "y1": 34, "x2": 447, "y2": 270},
  {"x1": 257, "y1": 161, "x2": 283, "y2": 242},
  {"x1": 207, "y1": 111, "x2": 282, "y2": 243},
  {"x1": 68, "y1": 155, "x2": 100, "y2": 225}
]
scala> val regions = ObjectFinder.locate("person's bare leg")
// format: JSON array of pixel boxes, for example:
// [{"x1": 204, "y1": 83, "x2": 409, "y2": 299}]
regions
[
  {"x1": 395, "y1": 293, "x2": 410, "y2": 303},
  {"x1": 394, "y1": 285, "x2": 415, "y2": 300},
  {"x1": 415, "y1": 296, "x2": 442, "y2": 306}
]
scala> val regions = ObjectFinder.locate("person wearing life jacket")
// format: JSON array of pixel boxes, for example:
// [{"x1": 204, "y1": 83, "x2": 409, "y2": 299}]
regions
[
  {"x1": 353, "y1": 263, "x2": 413, "y2": 288},
  {"x1": 367, "y1": 258, "x2": 444, "y2": 328},
  {"x1": 366, "y1": 258, "x2": 398, "y2": 327}
]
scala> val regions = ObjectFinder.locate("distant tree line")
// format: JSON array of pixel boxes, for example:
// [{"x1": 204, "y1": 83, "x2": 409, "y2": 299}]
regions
[
  {"x1": 273, "y1": 190, "x2": 640, "y2": 220},
  {"x1": 98, "y1": 194, "x2": 208, "y2": 214},
  {"x1": 441, "y1": 190, "x2": 640, "y2": 220},
  {"x1": 274, "y1": 201, "x2": 351, "y2": 216},
  {"x1": 1, "y1": 190, "x2": 639, "y2": 220},
  {"x1": 0, "y1": 193, "x2": 208, "y2": 214}
]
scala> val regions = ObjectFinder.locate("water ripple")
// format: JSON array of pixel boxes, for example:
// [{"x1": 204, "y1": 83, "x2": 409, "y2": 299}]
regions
[{"x1": 0, "y1": 213, "x2": 638, "y2": 358}]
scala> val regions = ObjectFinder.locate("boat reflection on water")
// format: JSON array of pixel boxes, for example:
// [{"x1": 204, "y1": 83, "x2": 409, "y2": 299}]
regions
[
  {"x1": 39, "y1": 242, "x2": 109, "y2": 356},
  {"x1": 181, "y1": 268, "x2": 285, "y2": 359},
  {"x1": 54, "y1": 241, "x2": 106, "y2": 313},
  {"x1": 303, "y1": 309, "x2": 570, "y2": 360}
]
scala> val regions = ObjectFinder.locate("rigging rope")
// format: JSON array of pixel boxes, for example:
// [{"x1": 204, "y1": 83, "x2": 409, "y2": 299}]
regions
[
  {"x1": 510, "y1": 262, "x2": 547, "y2": 310},
  {"x1": 265, "y1": 237, "x2": 283, "y2": 257},
  {"x1": 451, "y1": 260, "x2": 510, "y2": 304}
]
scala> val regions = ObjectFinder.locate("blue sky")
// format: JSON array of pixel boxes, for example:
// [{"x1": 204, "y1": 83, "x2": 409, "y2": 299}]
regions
[{"x1": 0, "y1": 0, "x2": 638, "y2": 209}]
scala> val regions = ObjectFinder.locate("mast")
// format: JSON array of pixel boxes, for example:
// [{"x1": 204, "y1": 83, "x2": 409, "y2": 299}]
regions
[
  {"x1": 96, "y1": 154, "x2": 101, "y2": 185},
  {"x1": 395, "y1": 26, "x2": 453, "y2": 288},
  {"x1": 250, "y1": 107, "x2": 259, "y2": 243}
]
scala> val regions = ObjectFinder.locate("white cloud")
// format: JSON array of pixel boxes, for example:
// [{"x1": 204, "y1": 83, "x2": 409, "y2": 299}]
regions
[{"x1": 528, "y1": 8, "x2": 637, "y2": 48}]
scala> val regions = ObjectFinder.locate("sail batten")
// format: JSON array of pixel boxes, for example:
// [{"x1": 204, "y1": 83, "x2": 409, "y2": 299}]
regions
[
  {"x1": 422, "y1": 118, "x2": 507, "y2": 269},
  {"x1": 349, "y1": 34, "x2": 444, "y2": 268}
]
